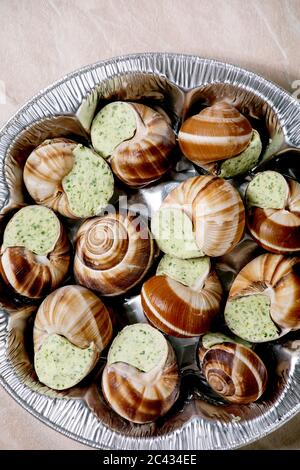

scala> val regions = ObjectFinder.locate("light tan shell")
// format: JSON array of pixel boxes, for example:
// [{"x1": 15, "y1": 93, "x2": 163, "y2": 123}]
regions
[
  {"x1": 141, "y1": 270, "x2": 222, "y2": 337},
  {"x1": 102, "y1": 344, "x2": 180, "y2": 423},
  {"x1": 200, "y1": 342, "x2": 268, "y2": 404},
  {"x1": 74, "y1": 212, "x2": 155, "y2": 296},
  {"x1": 0, "y1": 222, "x2": 71, "y2": 299},
  {"x1": 160, "y1": 175, "x2": 245, "y2": 257},
  {"x1": 178, "y1": 101, "x2": 252, "y2": 165},
  {"x1": 228, "y1": 253, "x2": 300, "y2": 330},
  {"x1": 34, "y1": 285, "x2": 113, "y2": 354},
  {"x1": 23, "y1": 138, "x2": 79, "y2": 218},
  {"x1": 247, "y1": 179, "x2": 300, "y2": 254},
  {"x1": 108, "y1": 103, "x2": 176, "y2": 187}
]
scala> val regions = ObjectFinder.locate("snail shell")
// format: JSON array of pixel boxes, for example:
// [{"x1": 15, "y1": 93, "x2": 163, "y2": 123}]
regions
[
  {"x1": 101, "y1": 324, "x2": 180, "y2": 423},
  {"x1": 199, "y1": 340, "x2": 268, "y2": 404},
  {"x1": 74, "y1": 212, "x2": 154, "y2": 296},
  {"x1": 34, "y1": 285, "x2": 112, "y2": 352},
  {"x1": 247, "y1": 175, "x2": 300, "y2": 254},
  {"x1": 178, "y1": 102, "x2": 252, "y2": 165},
  {"x1": 0, "y1": 210, "x2": 71, "y2": 299},
  {"x1": 34, "y1": 285, "x2": 113, "y2": 390},
  {"x1": 23, "y1": 138, "x2": 114, "y2": 219},
  {"x1": 141, "y1": 268, "x2": 223, "y2": 337},
  {"x1": 155, "y1": 175, "x2": 245, "y2": 257},
  {"x1": 225, "y1": 254, "x2": 300, "y2": 340},
  {"x1": 91, "y1": 102, "x2": 176, "y2": 188}
]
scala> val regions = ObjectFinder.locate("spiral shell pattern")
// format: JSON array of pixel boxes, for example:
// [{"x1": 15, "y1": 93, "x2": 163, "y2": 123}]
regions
[
  {"x1": 74, "y1": 212, "x2": 155, "y2": 296},
  {"x1": 248, "y1": 179, "x2": 300, "y2": 254},
  {"x1": 109, "y1": 103, "x2": 176, "y2": 187},
  {"x1": 102, "y1": 344, "x2": 180, "y2": 423},
  {"x1": 0, "y1": 223, "x2": 71, "y2": 299},
  {"x1": 201, "y1": 342, "x2": 268, "y2": 404},
  {"x1": 34, "y1": 285, "x2": 112, "y2": 353},
  {"x1": 161, "y1": 175, "x2": 245, "y2": 257},
  {"x1": 178, "y1": 101, "x2": 252, "y2": 164},
  {"x1": 229, "y1": 253, "x2": 300, "y2": 330},
  {"x1": 23, "y1": 138, "x2": 77, "y2": 218}
]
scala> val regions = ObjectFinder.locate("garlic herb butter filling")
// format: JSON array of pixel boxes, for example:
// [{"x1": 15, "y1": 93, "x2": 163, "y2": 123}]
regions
[
  {"x1": 157, "y1": 254, "x2": 210, "y2": 288},
  {"x1": 246, "y1": 171, "x2": 289, "y2": 209},
  {"x1": 91, "y1": 102, "x2": 137, "y2": 158},
  {"x1": 225, "y1": 294, "x2": 280, "y2": 342},
  {"x1": 34, "y1": 334, "x2": 96, "y2": 390},
  {"x1": 107, "y1": 324, "x2": 168, "y2": 373},
  {"x1": 151, "y1": 207, "x2": 203, "y2": 259},
  {"x1": 62, "y1": 145, "x2": 114, "y2": 218},
  {"x1": 3, "y1": 206, "x2": 60, "y2": 256},
  {"x1": 219, "y1": 129, "x2": 262, "y2": 178}
]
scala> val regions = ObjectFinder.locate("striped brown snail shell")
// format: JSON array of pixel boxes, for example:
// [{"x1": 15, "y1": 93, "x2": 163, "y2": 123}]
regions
[
  {"x1": 246, "y1": 172, "x2": 300, "y2": 254},
  {"x1": 34, "y1": 285, "x2": 113, "y2": 390},
  {"x1": 91, "y1": 102, "x2": 176, "y2": 188},
  {"x1": 23, "y1": 138, "x2": 114, "y2": 219},
  {"x1": 198, "y1": 335, "x2": 268, "y2": 404},
  {"x1": 141, "y1": 256, "x2": 223, "y2": 337},
  {"x1": 225, "y1": 253, "x2": 300, "y2": 342},
  {"x1": 0, "y1": 207, "x2": 71, "y2": 299},
  {"x1": 152, "y1": 175, "x2": 245, "y2": 258},
  {"x1": 74, "y1": 212, "x2": 155, "y2": 296},
  {"x1": 178, "y1": 101, "x2": 253, "y2": 165},
  {"x1": 101, "y1": 324, "x2": 180, "y2": 423}
]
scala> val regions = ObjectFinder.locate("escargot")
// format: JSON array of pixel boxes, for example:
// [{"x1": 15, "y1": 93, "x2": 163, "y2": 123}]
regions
[
  {"x1": 224, "y1": 253, "x2": 300, "y2": 342},
  {"x1": 101, "y1": 323, "x2": 180, "y2": 423},
  {"x1": 0, "y1": 206, "x2": 71, "y2": 299},
  {"x1": 23, "y1": 138, "x2": 114, "y2": 219},
  {"x1": 198, "y1": 332, "x2": 268, "y2": 404},
  {"x1": 74, "y1": 212, "x2": 154, "y2": 296},
  {"x1": 141, "y1": 255, "x2": 222, "y2": 337},
  {"x1": 90, "y1": 101, "x2": 176, "y2": 187},
  {"x1": 246, "y1": 171, "x2": 300, "y2": 254},
  {"x1": 34, "y1": 285, "x2": 113, "y2": 390},
  {"x1": 151, "y1": 175, "x2": 245, "y2": 258},
  {"x1": 178, "y1": 102, "x2": 262, "y2": 178}
]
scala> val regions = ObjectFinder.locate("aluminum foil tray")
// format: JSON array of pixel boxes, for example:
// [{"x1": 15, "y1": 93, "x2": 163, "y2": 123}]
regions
[{"x1": 0, "y1": 53, "x2": 300, "y2": 450}]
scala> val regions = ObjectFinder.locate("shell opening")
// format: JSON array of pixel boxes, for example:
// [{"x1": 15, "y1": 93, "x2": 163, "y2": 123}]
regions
[
  {"x1": 3, "y1": 206, "x2": 60, "y2": 256},
  {"x1": 156, "y1": 254, "x2": 210, "y2": 290},
  {"x1": 107, "y1": 323, "x2": 168, "y2": 373},
  {"x1": 246, "y1": 171, "x2": 288, "y2": 210},
  {"x1": 91, "y1": 102, "x2": 137, "y2": 158},
  {"x1": 225, "y1": 294, "x2": 280, "y2": 342}
]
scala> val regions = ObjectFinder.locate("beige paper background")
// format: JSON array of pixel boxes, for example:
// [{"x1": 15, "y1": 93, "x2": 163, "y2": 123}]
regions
[{"x1": 0, "y1": 0, "x2": 300, "y2": 450}]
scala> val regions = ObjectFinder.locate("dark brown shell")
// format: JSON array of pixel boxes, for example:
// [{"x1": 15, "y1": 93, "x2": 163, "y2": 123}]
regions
[
  {"x1": 109, "y1": 103, "x2": 176, "y2": 187},
  {"x1": 74, "y1": 212, "x2": 154, "y2": 296},
  {"x1": 247, "y1": 179, "x2": 300, "y2": 254},
  {"x1": 0, "y1": 222, "x2": 71, "y2": 299},
  {"x1": 101, "y1": 344, "x2": 180, "y2": 423},
  {"x1": 201, "y1": 342, "x2": 268, "y2": 404},
  {"x1": 141, "y1": 271, "x2": 222, "y2": 337}
]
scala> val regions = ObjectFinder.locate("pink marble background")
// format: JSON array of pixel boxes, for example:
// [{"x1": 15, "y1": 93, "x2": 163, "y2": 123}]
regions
[{"x1": 0, "y1": 0, "x2": 300, "y2": 450}]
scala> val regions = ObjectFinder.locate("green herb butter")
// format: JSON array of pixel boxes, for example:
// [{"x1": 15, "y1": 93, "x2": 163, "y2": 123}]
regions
[
  {"x1": 151, "y1": 207, "x2": 204, "y2": 259},
  {"x1": 225, "y1": 294, "x2": 280, "y2": 342},
  {"x1": 246, "y1": 171, "x2": 288, "y2": 209},
  {"x1": 219, "y1": 129, "x2": 262, "y2": 178},
  {"x1": 107, "y1": 324, "x2": 168, "y2": 372},
  {"x1": 34, "y1": 334, "x2": 96, "y2": 390},
  {"x1": 202, "y1": 332, "x2": 252, "y2": 349},
  {"x1": 62, "y1": 144, "x2": 114, "y2": 218},
  {"x1": 3, "y1": 206, "x2": 60, "y2": 256},
  {"x1": 91, "y1": 102, "x2": 137, "y2": 157},
  {"x1": 157, "y1": 254, "x2": 210, "y2": 288}
]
